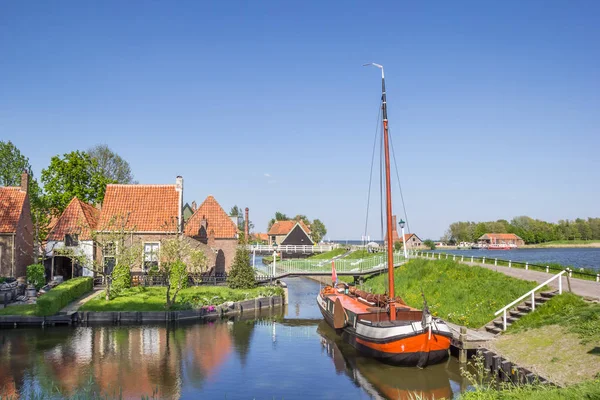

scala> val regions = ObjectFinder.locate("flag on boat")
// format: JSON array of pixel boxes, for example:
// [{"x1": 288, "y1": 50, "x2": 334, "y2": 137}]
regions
[{"x1": 332, "y1": 260, "x2": 337, "y2": 284}]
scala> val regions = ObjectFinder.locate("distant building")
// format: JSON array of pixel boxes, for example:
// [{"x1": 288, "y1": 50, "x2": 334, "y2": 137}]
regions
[
  {"x1": 402, "y1": 233, "x2": 423, "y2": 249},
  {"x1": 267, "y1": 220, "x2": 313, "y2": 246},
  {"x1": 478, "y1": 233, "x2": 524, "y2": 247},
  {"x1": 0, "y1": 172, "x2": 33, "y2": 277},
  {"x1": 251, "y1": 233, "x2": 269, "y2": 244}
]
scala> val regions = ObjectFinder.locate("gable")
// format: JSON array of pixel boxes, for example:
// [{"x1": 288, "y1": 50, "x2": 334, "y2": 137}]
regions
[
  {"x1": 48, "y1": 198, "x2": 100, "y2": 241},
  {"x1": 281, "y1": 224, "x2": 314, "y2": 246},
  {"x1": 184, "y1": 196, "x2": 237, "y2": 239}
]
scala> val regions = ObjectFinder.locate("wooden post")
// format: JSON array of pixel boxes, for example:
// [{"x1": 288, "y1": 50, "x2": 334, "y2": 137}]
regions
[
  {"x1": 509, "y1": 260, "x2": 511, "y2": 268},
  {"x1": 566, "y1": 269, "x2": 572, "y2": 293},
  {"x1": 525, "y1": 262, "x2": 528, "y2": 270},
  {"x1": 459, "y1": 326, "x2": 467, "y2": 363},
  {"x1": 51, "y1": 256, "x2": 55, "y2": 280},
  {"x1": 546, "y1": 266, "x2": 549, "y2": 273},
  {"x1": 494, "y1": 258, "x2": 497, "y2": 266},
  {"x1": 482, "y1": 257, "x2": 486, "y2": 264}
]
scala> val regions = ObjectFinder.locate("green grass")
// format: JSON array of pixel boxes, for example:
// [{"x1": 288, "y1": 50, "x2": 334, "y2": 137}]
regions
[
  {"x1": 342, "y1": 250, "x2": 387, "y2": 260},
  {"x1": 358, "y1": 259, "x2": 540, "y2": 328},
  {"x1": 508, "y1": 293, "x2": 600, "y2": 344},
  {"x1": 80, "y1": 285, "x2": 284, "y2": 312},
  {"x1": 0, "y1": 304, "x2": 38, "y2": 316},
  {"x1": 459, "y1": 379, "x2": 600, "y2": 399},
  {"x1": 308, "y1": 248, "x2": 348, "y2": 259},
  {"x1": 531, "y1": 240, "x2": 600, "y2": 246}
]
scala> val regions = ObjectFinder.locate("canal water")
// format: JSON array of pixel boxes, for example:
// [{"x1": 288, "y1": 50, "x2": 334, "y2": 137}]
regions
[
  {"x1": 430, "y1": 248, "x2": 600, "y2": 271},
  {"x1": 0, "y1": 277, "x2": 471, "y2": 399}
]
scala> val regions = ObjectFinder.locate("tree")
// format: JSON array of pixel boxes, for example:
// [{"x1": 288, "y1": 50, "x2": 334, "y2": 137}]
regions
[
  {"x1": 294, "y1": 214, "x2": 310, "y2": 226},
  {"x1": 227, "y1": 247, "x2": 256, "y2": 289},
  {"x1": 230, "y1": 205, "x2": 241, "y2": 216},
  {"x1": 87, "y1": 144, "x2": 135, "y2": 184},
  {"x1": 0, "y1": 140, "x2": 33, "y2": 186},
  {"x1": 423, "y1": 239, "x2": 436, "y2": 250},
  {"x1": 310, "y1": 219, "x2": 327, "y2": 243},
  {"x1": 41, "y1": 151, "x2": 114, "y2": 213},
  {"x1": 159, "y1": 234, "x2": 207, "y2": 308},
  {"x1": 268, "y1": 211, "x2": 289, "y2": 229}
]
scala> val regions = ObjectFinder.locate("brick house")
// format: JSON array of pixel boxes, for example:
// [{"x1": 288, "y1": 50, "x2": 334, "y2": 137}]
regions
[
  {"x1": 267, "y1": 220, "x2": 313, "y2": 246},
  {"x1": 0, "y1": 172, "x2": 34, "y2": 278},
  {"x1": 46, "y1": 197, "x2": 100, "y2": 280},
  {"x1": 96, "y1": 177, "x2": 186, "y2": 274},
  {"x1": 401, "y1": 233, "x2": 423, "y2": 249},
  {"x1": 478, "y1": 233, "x2": 524, "y2": 247},
  {"x1": 184, "y1": 195, "x2": 238, "y2": 274}
]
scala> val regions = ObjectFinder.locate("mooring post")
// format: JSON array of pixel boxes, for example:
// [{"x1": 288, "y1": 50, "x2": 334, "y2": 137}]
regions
[{"x1": 459, "y1": 326, "x2": 467, "y2": 363}]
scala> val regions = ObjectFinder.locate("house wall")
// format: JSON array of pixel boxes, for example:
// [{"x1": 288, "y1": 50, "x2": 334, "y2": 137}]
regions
[
  {"x1": 0, "y1": 234, "x2": 14, "y2": 277},
  {"x1": 405, "y1": 236, "x2": 423, "y2": 249},
  {"x1": 281, "y1": 225, "x2": 313, "y2": 246},
  {"x1": 212, "y1": 238, "x2": 237, "y2": 274},
  {"x1": 47, "y1": 240, "x2": 95, "y2": 277},
  {"x1": 13, "y1": 196, "x2": 34, "y2": 277}
]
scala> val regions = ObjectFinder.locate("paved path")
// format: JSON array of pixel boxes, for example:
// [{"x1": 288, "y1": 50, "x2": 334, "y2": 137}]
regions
[{"x1": 59, "y1": 287, "x2": 104, "y2": 315}]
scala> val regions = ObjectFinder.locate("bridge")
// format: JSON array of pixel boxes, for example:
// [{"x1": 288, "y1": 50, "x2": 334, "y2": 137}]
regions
[
  {"x1": 247, "y1": 244, "x2": 340, "y2": 255},
  {"x1": 253, "y1": 252, "x2": 407, "y2": 283}
]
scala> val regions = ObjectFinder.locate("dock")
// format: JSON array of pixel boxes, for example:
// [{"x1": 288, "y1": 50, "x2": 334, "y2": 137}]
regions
[{"x1": 446, "y1": 321, "x2": 496, "y2": 362}]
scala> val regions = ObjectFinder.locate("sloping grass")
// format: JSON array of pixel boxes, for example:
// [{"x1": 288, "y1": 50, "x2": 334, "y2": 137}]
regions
[
  {"x1": 0, "y1": 304, "x2": 38, "y2": 316},
  {"x1": 359, "y1": 259, "x2": 540, "y2": 328},
  {"x1": 508, "y1": 293, "x2": 600, "y2": 344},
  {"x1": 80, "y1": 285, "x2": 284, "y2": 312},
  {"x1": 308, "y1": 248, "x2": 348, "y2": 259},
  {"x1": 343, "y1": 250, "x2": 385, "y2": 259},
  {"x1": 459, "y1": 379, "x2": 600, "y2": 399}
]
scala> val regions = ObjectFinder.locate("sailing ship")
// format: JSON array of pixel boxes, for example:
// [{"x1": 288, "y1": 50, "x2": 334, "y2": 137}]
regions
[{"x1": 317, "y1": 64, "x2": 452, "y2": 367}]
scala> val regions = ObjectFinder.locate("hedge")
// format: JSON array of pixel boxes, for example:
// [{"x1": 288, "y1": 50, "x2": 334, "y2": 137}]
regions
[{"x1": 36, "y1": 277, "x2": 93, "y2": 316}]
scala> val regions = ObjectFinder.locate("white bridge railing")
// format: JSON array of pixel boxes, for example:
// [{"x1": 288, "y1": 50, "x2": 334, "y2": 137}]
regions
[
  {"x1": 494, "y1": 270, "x2": 566, "y2": 331},
  {"x1": 248, "y1": 244, "x2": 338, "y2": 253}
]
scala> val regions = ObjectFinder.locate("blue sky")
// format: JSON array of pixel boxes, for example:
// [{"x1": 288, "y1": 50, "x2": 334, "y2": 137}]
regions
[{"x1": 1, "y1": 1, "x2": 599, "y2": 240}]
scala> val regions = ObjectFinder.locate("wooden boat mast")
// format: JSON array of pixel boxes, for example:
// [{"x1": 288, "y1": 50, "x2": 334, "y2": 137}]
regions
[{"x1": 366, "y1": 63, "x2": 396, "y2": 320}]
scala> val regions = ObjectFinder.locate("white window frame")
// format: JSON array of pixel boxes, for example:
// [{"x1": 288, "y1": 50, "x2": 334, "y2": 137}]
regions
[
  {"x1": 103, "y1": 241, "x2": 117, "y2": 274},
  {"x1": 143, "y1": 242, "x2": 160, "y2": 271}
]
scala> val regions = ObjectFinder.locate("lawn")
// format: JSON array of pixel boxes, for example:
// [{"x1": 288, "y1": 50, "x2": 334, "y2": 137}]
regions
[
  {"x1": 357, "y1": 259, "x2": 540, "y2": 328},
  {"x1": 0, "y1": 304, "x2": 38, "y2": 316},
  {"x1": 459, "y1": 379, "x2": 600, "y2": 400},
  {"x1": 80, "y1": 285, "x2": 284, "y2": 312},
  {"x1": 308, "y1": 248, "x2": 348, "y2": 259}
]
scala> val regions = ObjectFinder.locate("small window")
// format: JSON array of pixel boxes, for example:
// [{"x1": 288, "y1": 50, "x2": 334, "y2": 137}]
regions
[
  {"x1": 65, "y1": 234, "x2": 79, "y2": 247},
  {"x1": 103, "y1": 242, "x2": 116, "y2": 275},
  {"x1": 144, "y1": 243, "x2": 160, "y2": 270}
]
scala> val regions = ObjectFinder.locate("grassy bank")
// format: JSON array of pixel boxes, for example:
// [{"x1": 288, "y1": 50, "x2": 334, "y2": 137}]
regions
[
  {"x1": 0, "y1": 304, "x2": 38, "y2": 316},
  {"x1": 524, "y1": 240, "x2": 600, "y2": 248},
  {"x1": 459, "y1": 379, "x2": 600, "y2": 399},
  {"x1": 308, "y1": 248, "x2": 348, "y2": 259},
  {"x1": 80, "y1": 285, "x2": 284, "y2": 312},
  {"x1": 483, "y1": 293, "x2": 600, "y2": 386},
  {"x1": 358, "y1": 259, "x2": 540, "y2": 328}
]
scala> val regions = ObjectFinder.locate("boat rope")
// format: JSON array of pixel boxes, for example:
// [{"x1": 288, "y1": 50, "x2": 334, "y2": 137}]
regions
[
  {"x1": 389, "y1": 130, "x2": 411, "y2": 233},
  {"x1": 363, "y1": 99, "x2": 382, "y2": 252},
  {"x1": 379, "y1": 110, "x2": 384, "y2": 243}
]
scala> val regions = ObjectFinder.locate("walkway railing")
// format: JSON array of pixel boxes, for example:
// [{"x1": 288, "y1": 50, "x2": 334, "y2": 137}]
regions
[
  {"x1": 414, "y1": 251, "x2": 600, "y2": 282},
  {"x1": 248, "y1": 244, "x2": 338, "y2": 253},
  {"x1": 494, "y1": 270, "x2": 566, "y2": 331}
]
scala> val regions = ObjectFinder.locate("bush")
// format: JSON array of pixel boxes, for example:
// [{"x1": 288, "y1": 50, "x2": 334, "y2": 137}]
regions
[
  {"x1": 227, "y1": 247, "x2": 256, "y2": 289},
  {"x1": 394, "y1": 241, "x2": 402, "y2": 252},
  {"x1": 423, "y1": 239, "x2": 436, "y2": 250},
  {"x1": 36, "y1": 277, "x2": 93, "y2": 316},
  {"x1": 27, "y1": 264, "x2": 46, "y2": 290},
  {"x1": 111, "y1": 264, "x2": 131, "y2": 296}
]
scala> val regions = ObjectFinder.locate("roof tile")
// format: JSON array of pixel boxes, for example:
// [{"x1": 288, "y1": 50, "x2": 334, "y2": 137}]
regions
[
  {"x1": 268, "y1": 220, "x2": 311, "y2": 236},
  {"x1": 48, "y1": 197, "x2": 100, "y2": 241},
  {"x1": 184, "y1": 196, "x2": 237, "y2": 239},
  {"x1": 98, "y1": 185, "x2": 179, "y2": 232},
  {"x1": 0, "y1": 187, "x2": 27, "y2": 233}
]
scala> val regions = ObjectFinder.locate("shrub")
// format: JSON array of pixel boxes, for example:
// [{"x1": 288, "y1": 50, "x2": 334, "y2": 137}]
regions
[
  {"x1": 111, "y1": 264, "x2": 131, "y2": 296},
  {"x1": 394, "y1": 241, "x2": 402, "y2": 252},
  {"x1": 36, "y1": 277, "x2": 93, "y2": 316},
  {"x1": 228, "y1": 247, "x2": 256, "y2": 289},
  {"x1": 169, "y1": 260, "x2": 188, "y2": 291},
  {"x1": 27, "y1": 264, "x2": 46, "y2": 290}
]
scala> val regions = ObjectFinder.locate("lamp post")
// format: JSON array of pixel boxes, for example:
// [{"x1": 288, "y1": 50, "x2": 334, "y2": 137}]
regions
[
  {"x1": 272, "y1": 243, "x2": 278, "y2": 283},
  {"x1": 399, "y1": 219, "x2": 408, "y2": 259}
]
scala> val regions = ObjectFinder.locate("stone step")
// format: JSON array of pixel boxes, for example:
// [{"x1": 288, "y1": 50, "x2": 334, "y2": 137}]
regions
[
  {"x1": 525, "y1": 298, "x2": 547, "y2": 307},
  {"x1": 509, "y1": 310, "x2": 528, "y2": 317},
  {"x1": 517, "y1": 305, "x2": 532, "y2": 312},
  {"x1": 485, "y1": 325, "x2": 503, "y2": 335},
  {"x1": 540, "y1": 291, "x2": 557, "y2": 299},
  {"x1": 493, "y1": 319, "x2": 512, "y2": 328}
]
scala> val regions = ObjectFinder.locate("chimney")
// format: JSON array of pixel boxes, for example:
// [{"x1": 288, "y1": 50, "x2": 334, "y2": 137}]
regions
[
  {"x1": 191, "y1": 201, "x2": 197, "y2": 212},
  {"x1": 244, "y1": 207, "x2": 249, "y2": 240},
  {"x1": 175, "y1": 176, "x2": 183, "y2": 233},
  {"x1": 20, "y1": 171, "x2": 29, "y2": 193}
]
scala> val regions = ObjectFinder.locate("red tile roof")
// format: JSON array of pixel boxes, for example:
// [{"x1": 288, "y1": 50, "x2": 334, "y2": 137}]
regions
[
  {"x1": 268, "y1": 220, "x2": 311, "y2": 236},
  {"x1": 184, "y1": 196, "x2": 237, "y2": 239},
  {"x1": 0, "y1": 187, "x2": 27, "y2": 233},
  {"x1": 98, "y1": 185, "x2": 180, "y2": 232},
  {"x1": 253, "y1": 233, "x2": 269, "y2": 242},
  {"x1": 48, "y1": 197, "x2": 100, "y2": 241}
]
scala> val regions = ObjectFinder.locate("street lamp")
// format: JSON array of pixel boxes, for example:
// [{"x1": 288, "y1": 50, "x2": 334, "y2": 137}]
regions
[
  {"x1": 399, "y1": 219, "x2": 408, "y2": 259},
  {"x1": 272, "y1": 243, "x2": 278, "y2": 282}
]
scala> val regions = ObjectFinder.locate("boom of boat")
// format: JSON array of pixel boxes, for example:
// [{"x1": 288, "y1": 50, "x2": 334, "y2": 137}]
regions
[{"x1": 316, "y1": 64, "x2": 452, "y2": 367}]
